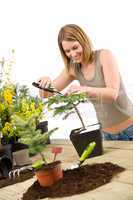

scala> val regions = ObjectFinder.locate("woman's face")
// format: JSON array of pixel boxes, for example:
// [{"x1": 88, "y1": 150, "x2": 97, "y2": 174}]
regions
[{"x1": 62, "y1": 40, "x2": 83, "y2": 63}]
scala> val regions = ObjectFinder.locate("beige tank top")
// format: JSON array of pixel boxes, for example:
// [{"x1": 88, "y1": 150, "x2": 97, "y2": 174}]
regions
[{"x1": 75, "y1": 50, "x2": 133, "y2": 130}]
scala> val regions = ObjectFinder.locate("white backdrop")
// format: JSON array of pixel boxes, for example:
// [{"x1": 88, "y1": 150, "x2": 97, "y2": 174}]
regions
[{"x1": 0, "y1": 0, "x2": 133, "y2": 138}]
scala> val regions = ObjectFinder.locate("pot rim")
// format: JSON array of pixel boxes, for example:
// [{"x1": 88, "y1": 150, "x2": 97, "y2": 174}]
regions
[{"x1": 34, "y1": 160, "x2": 61, "y2": 172}]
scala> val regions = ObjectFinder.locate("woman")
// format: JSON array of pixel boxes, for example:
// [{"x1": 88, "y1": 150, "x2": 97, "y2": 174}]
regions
[{"x1": 37, "y1": 24, "x2": 133, "y2": 140}]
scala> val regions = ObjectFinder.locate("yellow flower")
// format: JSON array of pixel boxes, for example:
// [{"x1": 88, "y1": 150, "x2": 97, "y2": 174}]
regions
[
  {"x1": 2, "y1": 122, "x2": 14, "y2": 136},
  {"x1": 3, "y1": 89, "x2": 13, "y2": 104},
  {"x1": 0, "y1": 104, "x2": 5, "y2": 112}
]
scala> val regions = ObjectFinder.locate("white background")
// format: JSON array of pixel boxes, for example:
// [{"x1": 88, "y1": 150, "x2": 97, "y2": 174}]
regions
[{"x1": 0, "y1": 0, "x2": 133, "y2": 138}]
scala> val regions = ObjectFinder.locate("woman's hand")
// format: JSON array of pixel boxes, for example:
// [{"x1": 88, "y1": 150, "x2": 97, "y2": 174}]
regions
[
  {"x1": 37, "y1": 76, "x2": 52, "y2": 89},
  {"x1": 37, "y1": 76, "x2": 53, "y2": 98},
  {"x1": 66, "y1": 84, "x2": 88, "y2": 94}
]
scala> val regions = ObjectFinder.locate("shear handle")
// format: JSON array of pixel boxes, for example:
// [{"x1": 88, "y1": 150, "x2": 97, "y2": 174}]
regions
[{"x1": 32, "y1": 82, "x2": 62, "y2": 95}]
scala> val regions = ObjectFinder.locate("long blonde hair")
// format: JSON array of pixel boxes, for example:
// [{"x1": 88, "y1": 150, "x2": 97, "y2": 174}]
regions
[{"x1": 58, "y1": 24, "x2": 94, "y2": 70}]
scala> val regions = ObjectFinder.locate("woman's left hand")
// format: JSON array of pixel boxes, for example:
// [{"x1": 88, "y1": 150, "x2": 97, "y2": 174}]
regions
[{"x1": 66, "y1": 84, "x2": 87, "y2": 94}]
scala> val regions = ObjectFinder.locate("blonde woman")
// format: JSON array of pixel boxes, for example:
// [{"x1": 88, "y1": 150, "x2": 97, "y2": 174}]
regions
[{"x1": 37, "y1": 24, "x2": 133, "y2": 140}]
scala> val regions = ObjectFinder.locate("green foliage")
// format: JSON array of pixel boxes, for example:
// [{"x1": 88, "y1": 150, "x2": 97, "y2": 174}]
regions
[
  {"x1": 0, "y1": 83, "x2": 45, "y2": 142},
  {"x1": 12, "y1": 113, "x2": 58, "y2": 156},
  {"x1": 47, "y1": 93, "x2": 88, "y2": 117},
  {"x1": 46, "y1": 92, "x2": 88, "y2": 129}
]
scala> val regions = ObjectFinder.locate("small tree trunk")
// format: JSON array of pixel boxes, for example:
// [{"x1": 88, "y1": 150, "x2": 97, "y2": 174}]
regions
[
  {"x1": 39, "y1": 152, "x2": 47, "y2": 164},
  {"x1": 73, "y1": 104, "x2": 86, "y2": 130}
]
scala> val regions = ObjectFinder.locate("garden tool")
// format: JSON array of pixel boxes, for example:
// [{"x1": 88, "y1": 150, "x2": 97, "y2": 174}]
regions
[
  {"x1": 32, "y1": 82, "x2": 86, "y2": 128},
  {"x1": 32, "y1": 82, "x2": 62, "y2": 95},
  {"x1": 8, "y1": 164, "x2": 33, "y2": 178},
  {"x1": 68, "y1": 141, "x2": 96, "y2": 170}
]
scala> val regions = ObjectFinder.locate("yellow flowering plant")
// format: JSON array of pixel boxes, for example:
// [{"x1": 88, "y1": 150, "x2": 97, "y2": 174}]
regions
[
  {"x1": 0, "y1": 50, "x2": 47, "y2": 145},
  {"x1": 0, "y1": 83, "x2": 45, "y2": 144}
]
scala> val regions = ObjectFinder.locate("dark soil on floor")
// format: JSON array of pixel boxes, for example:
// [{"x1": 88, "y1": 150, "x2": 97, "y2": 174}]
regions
[
  {"x1": 0, "y1": 170, "x2": 33, "y2": 188},
  {"x1": 22, "y1": 162, "x2": 125, "y2": 200}
]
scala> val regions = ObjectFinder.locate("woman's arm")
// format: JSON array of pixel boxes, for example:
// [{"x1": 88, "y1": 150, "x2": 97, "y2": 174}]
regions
[
  {"x1": 38, "y1": 68, "x2": 75, "y2": 98},
  {"x1": 67, "y1": 50, "x2": 120, "y2": 102},
  {"x1": 87, "y1": 49, "x2": 120, "y2": 101}
]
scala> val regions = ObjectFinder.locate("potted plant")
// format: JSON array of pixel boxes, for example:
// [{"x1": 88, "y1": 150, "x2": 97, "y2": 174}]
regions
[
  {"x1": 0, "y1": 50, "x2": 48, "y2": 146},
  {"x1": 32, "y1": 153, "x2": 63, "y2": 187},
  {"x1": 46, "y1": 92, "x2": 103, "y2": 158},
  {"x1": 0, "y1": 82, "x2": 50, "y2": 167},
  {"x1": 17, "y1": 121, "x2": 63, "y2": 187}
]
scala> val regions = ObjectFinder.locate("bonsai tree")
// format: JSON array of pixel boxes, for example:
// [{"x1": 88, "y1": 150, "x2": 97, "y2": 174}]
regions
[
  {"x1": 46, "y1": 92, "x2": 88, "y2": 130},
  {"x1": 46, "y1": 92, "x2": 103, "y2": 159}
]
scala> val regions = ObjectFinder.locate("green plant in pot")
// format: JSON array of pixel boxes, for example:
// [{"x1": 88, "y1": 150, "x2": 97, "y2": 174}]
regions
[
  {"x1": 46, "y1": 92, "x2": 103, "y2": 158},
  {"x1": 0, "y1": 82, "x2": 49, "y2": 167},
  {"x1": 32, "y1": 146, "x2": 63, "y2": 188},
  {"x1": 16, "y1": 120, "x2": 63, "y2": 187}
]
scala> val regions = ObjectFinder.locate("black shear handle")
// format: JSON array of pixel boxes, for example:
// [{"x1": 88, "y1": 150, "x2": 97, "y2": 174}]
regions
[{"x1": 32, "y1": 82, "x2": 62, "y2": 95}]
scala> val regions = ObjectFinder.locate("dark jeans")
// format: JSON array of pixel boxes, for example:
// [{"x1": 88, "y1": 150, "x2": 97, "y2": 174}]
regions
[{"x1": 103, "y1": 125, "x2": 133, "y2": 141}]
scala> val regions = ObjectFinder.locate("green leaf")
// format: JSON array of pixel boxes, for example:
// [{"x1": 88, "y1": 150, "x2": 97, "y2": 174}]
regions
[{"x1": 32, "y1": 160, "x2": 45, "y2": 170}]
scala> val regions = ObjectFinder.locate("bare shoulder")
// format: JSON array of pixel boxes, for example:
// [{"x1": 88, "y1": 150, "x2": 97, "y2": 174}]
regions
[
  {"x1": 98, "y1": 49, "x2": 119, "y2": 73},
  {"x1": 99, "y1": 49, "x2": 116, "y2": 64}
]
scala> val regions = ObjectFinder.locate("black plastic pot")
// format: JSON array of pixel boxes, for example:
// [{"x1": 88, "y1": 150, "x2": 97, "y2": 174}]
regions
[
  {"x1": 70, "y1": 124, "x2": 103, "y2": 158},
  {"x1": 12, "y1": 142, "x2": 29, "y2": 152},
  {"x1": 0, "y1": 144, "x2": 13, "y2": 178},
  {"x1": 1, "y1": 136, "x2": 19, "y2": 145},
  {"x1": 36, "y1": 121, "x2": 48, "y2": 133},
  {"x1": 36, "y1": 121, "x2": 50, "y2": 144}
]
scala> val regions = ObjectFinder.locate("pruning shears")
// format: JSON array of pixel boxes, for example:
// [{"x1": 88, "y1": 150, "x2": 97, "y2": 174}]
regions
[{"x1": 32, "y1": 82, "x2": 62, "y2": 95}]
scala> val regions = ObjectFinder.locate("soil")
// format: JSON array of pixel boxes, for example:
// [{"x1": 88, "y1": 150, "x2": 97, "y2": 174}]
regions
[
  {"x1": 0, "y1": 170, "x2": 33, "y2": 188},
  {"x1": 22, "y1": 162, "x2": 125, "y2": 200}
]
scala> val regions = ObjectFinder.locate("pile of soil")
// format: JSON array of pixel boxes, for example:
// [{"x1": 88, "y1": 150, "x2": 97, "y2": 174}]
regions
[
  {"x1": 22, "y1": 162, "x2": 125, "y2": 200},
  {"x1": 0, "y1": 170, "x2": 33, "y2": 188}
]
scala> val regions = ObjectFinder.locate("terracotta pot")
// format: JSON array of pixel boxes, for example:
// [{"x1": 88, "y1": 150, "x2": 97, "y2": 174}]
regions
[{"x1": 35, "y1": 161, "x2": 63, "y2": 187}]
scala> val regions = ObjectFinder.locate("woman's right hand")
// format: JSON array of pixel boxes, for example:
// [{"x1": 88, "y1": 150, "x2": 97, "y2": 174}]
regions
[
  {"x1": 37, "y1": 76, "x2": 52, "y2": 98},
  {"x1": 37, "y1": 76, "x2": 52, "y2": 89}
]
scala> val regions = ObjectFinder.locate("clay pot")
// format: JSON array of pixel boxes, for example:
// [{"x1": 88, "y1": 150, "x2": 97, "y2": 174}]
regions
[
  {"x1": 35, "y1": 161, "x2": 63, "y2": 187},
  {"x1": 70, "y1": 123, "x2": 103, "y2": 158},
  {"x1": 12, "y1": 143, "x2": 31, "y2": 166}
]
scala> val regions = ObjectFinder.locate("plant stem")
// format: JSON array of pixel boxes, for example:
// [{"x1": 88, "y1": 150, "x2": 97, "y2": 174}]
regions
[
  {"x1": 53, "y1": 153, "x2": 57, "y2": 162},
  {"x1": 73, "y1": 103, "x2": 86, "y2": 130},
  {"x1": 39, "y1": 152, "x2": 47, "y2": 164}
]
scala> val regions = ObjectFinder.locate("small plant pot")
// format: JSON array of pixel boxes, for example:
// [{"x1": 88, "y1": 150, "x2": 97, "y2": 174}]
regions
[
  {"x1": 36, "y1": 121, "x2": 48, "y2": 133},
  {"x1": 12, "y1": 143, "x2": 31, "y2": 166},
  {"x1": 70, "y1": 123, "x2": 103, "y2": 158},
  {"x1": 35, "y1": 161, "x2": 63, "y2": 187},
  {"x1": 36, "y1": 121, "x2": 50, "y2": 144}
]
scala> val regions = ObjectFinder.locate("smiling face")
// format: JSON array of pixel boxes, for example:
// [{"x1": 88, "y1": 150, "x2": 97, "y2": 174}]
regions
[{"x1": 62, "y1": 40, "x2": 83, "y2": 63}]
